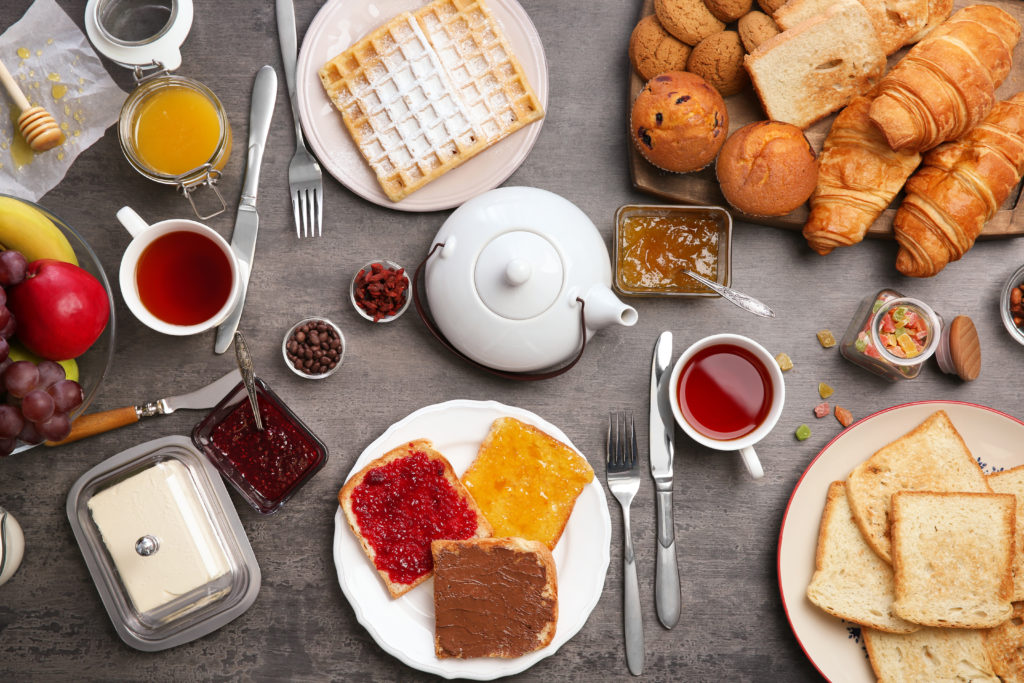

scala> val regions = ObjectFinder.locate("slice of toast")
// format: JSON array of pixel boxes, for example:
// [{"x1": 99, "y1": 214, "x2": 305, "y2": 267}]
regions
[
  {"x1": 864, "y1": 626, "x2": 1000, "y2": 682},
  {"x1": 982, "y1": 601, "x2": 1024, "y2": 682},
  {"x1": 987, "y1": 466, "x2": 1024, "y2": 601},
  {"x1": 846, "y1": 410, "x2": 991, "y2": 564},
  {"x1": 339, "y1": 439, "x2": 492, "y2": 598},
  {"x1": 806, "y1": 482, "x2": 919, "y2": 633},
  {"x1": 891, "y1": 491, "x2": 1015, "y2": 629},
  {"x1": 432, "y1": 537, "x2": 557, "y2": 658},
  {"x1": 743, "y1": 0, "x2": 885, "y2": 128}
]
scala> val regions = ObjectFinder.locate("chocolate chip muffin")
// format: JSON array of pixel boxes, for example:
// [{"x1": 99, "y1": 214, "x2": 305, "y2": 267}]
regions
[
  {"x1": 705, "y1": 0, "x2": 752, "y2": 23},
  {"x1": 631, "y1": 71, "x2": 729, "y2": 173},
  {"x1": 737, "y1": 11, "x2": 780, "y2": 52},
  {"x1": 686, "y1": 30, "x2": 748, "y2": 97},
  {"x1": 629, "y1": 15, "x2": 692, "y2": 82},
  {"x1": 654, "y1": 0, "x2": 725, "y2": 46}
]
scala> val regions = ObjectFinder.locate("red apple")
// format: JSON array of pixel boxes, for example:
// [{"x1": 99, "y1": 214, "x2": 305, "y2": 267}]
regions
[{"x1": 7, "y1": 259, "x2": 109, "y2": 360}]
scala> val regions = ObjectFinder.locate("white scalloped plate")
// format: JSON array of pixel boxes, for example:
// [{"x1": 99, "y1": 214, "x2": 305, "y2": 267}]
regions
[
  {"x1": 778, "y1": 401, "x2": 1024, "y2": 682},
  {"x1": 332, "y1": 400, "x2": 610, "y2": 679}
]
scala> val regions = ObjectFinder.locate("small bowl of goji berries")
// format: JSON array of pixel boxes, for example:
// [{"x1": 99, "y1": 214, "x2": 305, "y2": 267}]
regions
[{"x1": 350, "y1": 260, "x2": 411, "y2": 323}]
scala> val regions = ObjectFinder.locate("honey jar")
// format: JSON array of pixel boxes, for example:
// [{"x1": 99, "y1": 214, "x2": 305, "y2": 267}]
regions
[{"x1": 85, "y1": 0, "x2": 231, "y2": 219}]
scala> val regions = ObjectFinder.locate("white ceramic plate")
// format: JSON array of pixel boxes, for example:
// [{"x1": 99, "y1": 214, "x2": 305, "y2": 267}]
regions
[
  {"x1": 296, "y1": 0, "x2": 549, "y2": 212},
  {"x1": 778, "y1": 401, "x2": 1024, "y2": 682},
  {"x1": 332, "y1": 400, "x2": 610, "y2": 679}
]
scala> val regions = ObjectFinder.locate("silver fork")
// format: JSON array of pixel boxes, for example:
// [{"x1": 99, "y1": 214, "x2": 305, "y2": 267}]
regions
[
  {"x1": 607, "y1": 411, "x2": 644, "y2": 676},
  {"x1": 277, "y1": 0, "x2": 323, "y2": 238}
]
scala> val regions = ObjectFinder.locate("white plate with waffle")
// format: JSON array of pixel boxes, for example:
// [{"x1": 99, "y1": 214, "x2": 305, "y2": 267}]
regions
[
  {"x1": 297, "y1": 0, "x2": 548, "y2": 211},
  {"x1": 332, "y1": 400, "x2": 611, "y2": 679}
]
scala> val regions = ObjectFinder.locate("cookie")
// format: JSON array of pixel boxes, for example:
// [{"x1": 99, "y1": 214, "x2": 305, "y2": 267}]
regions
[
  {"x1": 737, "y1": 11, "x2": 780, "y2": 52},
  {"x1": 654, "y1": 0, "x2": 725, "y2": 46},
  {"x1": 687, "y1": 30, "x2": 748, "y2": 97},
  {"x1": 629, "y1": 15, "x2": 692, "y2": 82},
  {"x1": 705, "y1": 0, "x2": 753, "y2": 23},
  {"x1": 757, "y1": 0, "x2": 787, "y2": 14}
]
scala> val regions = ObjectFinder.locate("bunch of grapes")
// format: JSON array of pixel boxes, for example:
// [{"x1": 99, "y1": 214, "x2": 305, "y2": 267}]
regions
[{"x1": 0, "y1": 250, "x2": 83, "y2": 455}]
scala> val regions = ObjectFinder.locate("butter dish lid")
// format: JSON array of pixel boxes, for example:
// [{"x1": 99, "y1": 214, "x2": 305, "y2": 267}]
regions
[{"x1": 66, "y1": 435, "x2": 260, "y2": 652}]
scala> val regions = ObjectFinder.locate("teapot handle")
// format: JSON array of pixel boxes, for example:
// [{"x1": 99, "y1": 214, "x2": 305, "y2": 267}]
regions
[{"x1": 413, "y1": 243, "x2": 588, "y2": 381}]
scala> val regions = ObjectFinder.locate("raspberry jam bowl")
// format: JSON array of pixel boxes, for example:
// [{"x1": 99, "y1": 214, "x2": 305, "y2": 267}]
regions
[
  {"x1": 192, "y1": 378, "x2": 328, "y2": 514},
  {"x1": 349, "y1": 259, "x2": 411, "y2": 323}
]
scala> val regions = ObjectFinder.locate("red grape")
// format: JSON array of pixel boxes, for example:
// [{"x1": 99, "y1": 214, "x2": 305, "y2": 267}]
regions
[
  {"x1": 48, "y1": 379, "x2": 83, "y2": 413},
  {"x1": 0, "y1": 437, "x2": 16, "y2": 457},
  {"x1": 36, "y1": 360, "x2": 65, "y2": 388},
  {"x1": 0, "y1": 250, "x2": 28, "y2": 287},
  {"x1": 0, "y1": 287, "x2": 6, "y2": 308},
  {"x1": 5, "y1": 360, "x2": 38, "y2": 398},
  {"x1": 36, "y1": 413, "x2": 71, "y2": 442},
  {"x1": 22, "y1": 389, "x2": 54, "y2": 423},
  {"x1": 0, "y1": 404, "x2": 24, "y2": 439},
  {"x1": 0, "y1": 337, "x2": 9, "y2": 364},
  {"x1": 18, "y1": 421, "x2": 42, "y2": 445},
  {"x1": 0, "y1": 315, "x2": 15, "y2": 339},
  {"x1": 0, "y1": 306, "x2": 10, "y2": 330}
]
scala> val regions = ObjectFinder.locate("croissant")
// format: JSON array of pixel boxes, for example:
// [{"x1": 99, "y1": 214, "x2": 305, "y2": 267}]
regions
[
  {"x1": 803, "y1": 96, "x2": 921, "y2": 255},
  {"x1": 894, "y1": 92, "x2": 1024, "y2": 277},
  {"x1": 868, "y1": 5, "x2": 1020, "y2": 153}
]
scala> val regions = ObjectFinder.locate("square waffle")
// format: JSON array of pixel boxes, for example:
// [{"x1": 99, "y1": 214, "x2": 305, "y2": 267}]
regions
[{"x1": 319, "y1": 0, "x2": 544, "y2": 202}]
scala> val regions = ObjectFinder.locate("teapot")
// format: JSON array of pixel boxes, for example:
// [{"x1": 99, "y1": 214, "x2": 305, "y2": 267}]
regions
[{"x1": 418, "y1": 187, "x2": 638, "y2": 376}]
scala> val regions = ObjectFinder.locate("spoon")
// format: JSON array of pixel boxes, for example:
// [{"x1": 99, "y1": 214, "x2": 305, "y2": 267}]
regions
[
  {"x1": 233, "y1": 331, "x2": 264, "y2": 431},
  {"x1": 680, "y1": 269, "x2": 775, "y2": 318}
]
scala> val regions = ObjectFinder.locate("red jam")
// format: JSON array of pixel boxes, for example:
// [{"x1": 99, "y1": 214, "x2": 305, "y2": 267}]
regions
[
  {"x1": 350, "y1": 450, "x2": 479, "y2": 586},
  {"x1": 209, "y1": 395, "x2": 321, "y2": 503}
]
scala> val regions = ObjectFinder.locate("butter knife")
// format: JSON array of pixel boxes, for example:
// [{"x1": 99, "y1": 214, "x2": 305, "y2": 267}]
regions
[
  {"x1": 650, "y1": 330, "x2": 681, "y2": 628},
  {"x1": 214, "y1": 65, "x2": 278, "y2": 354}
]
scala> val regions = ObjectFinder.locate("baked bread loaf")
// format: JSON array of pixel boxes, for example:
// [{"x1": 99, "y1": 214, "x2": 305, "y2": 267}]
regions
[
  {"x1": 987, "y1": 464, "x2": 1024, "y2": 601},
  {"x1": 845, "y1": 410, "x2": 990, "y2": 564},
  {"x1": 891, "y1": 491, "x2": 1015, "y2": 629},
  {"x1": 864, "y1": 627, "x2": 1000, "y2": 682},
  {"x1": 630, "y1": 71, "x2": 729, "y2": 173},
  {"x1": 737, "y1": 11, "x2": 779, "y2": 52},
  {"x1": 982, "y1": 601, "x2": 1024, "y2": 682},
  {"x1": 869, "y1": 5, "x2": 1021, "y2": 153},
  {"x1": 339, "y1": 439, "x2": 492, "y2": 598},
  {"x1": 803, "y1": 95, "x2": 921, "y2": 255},
  {"x1": 806, "y1": 482, "x2": 920, "y2": 633},
  {"x1": 908, "y1": 0, "x2": 954, "y2": 42},
  {"x1": 744, "y1": 0, "x2": 885, "y2": 128},
  {"x1": 894, "y1": 92, "x2": 1024, "y2": 277},
  {"x1": 462, "y1": 417, "x2": 594, "y2": 550},
  {"x1": 774, "y1": 0, "x2": 927, "y2": 55},
  {"x1": 715, "y1": 120, "x2": 817, "y2": 216},
  {"x1": 432, "y1": 537, "x2": 557, "y2": 658},
  {"x1": 686, "y1": 31, "x2": 748, "y2": 97},
  {"x1": 654, "y1": 0, "x2": 725, "y2": 46},
  {"x1": 629, "y1": 14, "x2": 692, "y2": 82}
]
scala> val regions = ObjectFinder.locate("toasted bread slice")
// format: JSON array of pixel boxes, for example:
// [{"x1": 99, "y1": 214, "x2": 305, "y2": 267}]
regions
[
  {"x1": 846, "y1": 410, "x2": 991, "y2": 563},
  {"x1": 339, "y1": 439, "x2": 492, "y2": 598},
  {"x1": 806, "y1": 482, "x2": 919, "y2": 633},
  {"x1": 432, "y1": 537, "x2": 557, "y2": 658},
  {"x1": 983, "y1": 601, "x2": 1024, "y2": 682},
  {"x1": 988, "y1": 466, "x2": 1024, "y2": 601},
  {"x1": 891, "y1": 491, "x2": 1015, "y2": 629},
  {"x1": 864, "y1": 626, "x2": 1000, "y2": 682},
  {"x1": 462, "y1": 417, "x2": 593, "y2": 550}
]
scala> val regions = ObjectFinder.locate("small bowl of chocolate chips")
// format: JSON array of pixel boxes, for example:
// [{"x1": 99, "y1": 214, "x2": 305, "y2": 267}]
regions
[{"x1": 282, "y1": 317, "x2": 345, "y2": 379}]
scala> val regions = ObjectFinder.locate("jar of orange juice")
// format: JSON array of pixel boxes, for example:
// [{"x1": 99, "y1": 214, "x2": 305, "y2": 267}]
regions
[{"x1": 84, "y1": 0, "x2": 231, "y2": 219}]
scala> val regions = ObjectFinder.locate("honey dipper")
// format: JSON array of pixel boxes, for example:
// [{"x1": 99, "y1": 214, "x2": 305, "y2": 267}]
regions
[{"x1": 0, "y1": 56, "x2": 61, "y2": 151}]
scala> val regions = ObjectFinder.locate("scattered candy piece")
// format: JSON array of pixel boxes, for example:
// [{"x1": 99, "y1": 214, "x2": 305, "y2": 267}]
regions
[
  {"x1": 814, "y1": 402, "x2": 830, "y2": 418},
  {"x1": 834, "y1": 406, "x2": 853, "y2": 428},
  {"x1": 818, "y1": 382, "x2": 834, "y2": 399},
  {"x1": 816, "y1": 329, "x2": 836, "y2": 348},
  {"x1": 775, "y1": 352, "x2": 793, "y2": 371},
  {"x1": 795, "y1": 424, "x2": 811, "y2": 441}
]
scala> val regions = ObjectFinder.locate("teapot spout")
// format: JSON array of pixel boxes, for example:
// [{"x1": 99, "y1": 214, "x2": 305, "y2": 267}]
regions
[{"x1": 582, "y1": 284, "x2": 639, "y2": 331}]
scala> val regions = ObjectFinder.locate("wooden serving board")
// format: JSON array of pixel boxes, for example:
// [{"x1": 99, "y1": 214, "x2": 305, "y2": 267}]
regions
[{"x1": 627, "y1": 0, "x2": 1024, "y2": 239}]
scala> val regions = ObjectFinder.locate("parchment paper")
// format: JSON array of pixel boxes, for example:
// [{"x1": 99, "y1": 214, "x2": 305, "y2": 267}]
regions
[{"x1": 0, "y1": 0, "x2": 125, "y2": 200}]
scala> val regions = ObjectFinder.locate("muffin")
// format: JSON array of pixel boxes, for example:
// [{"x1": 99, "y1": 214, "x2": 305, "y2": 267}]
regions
[
  {"x1": 686, "y1": 31, "x2": 748, "y2": 97},
  {"x1": 715, "y1": 121, "x2": 818, "y2": 216},
  {"x1": 631, "y1": 71, "x2": 729, "y2": 173},
  {"x1": 654, "y1": 0, "x2": 725, "y2": 46},
  {"x1": 629, "y1": 15, "x2": 692, "y2": 81},
  {"x1": 756, "y1": 0, "x2": 787, "y2": 14},
  {"x1": 705, "y1": 0, "x2": 753, "y2": 23},
  {"x1": 737, "y1": 11, "x2": 780, "y2": 52}
]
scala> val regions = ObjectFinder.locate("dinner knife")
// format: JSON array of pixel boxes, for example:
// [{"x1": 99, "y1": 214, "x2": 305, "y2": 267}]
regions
[
  {"x1": 650, "y1": 330, "x2": 681, "y2": 628},
  {"x1": 45, "y1": 370, "x2": 242, "y2": 446},
  {"x1": 214, "y1": 65, "x2": 278, "y2": 354}
]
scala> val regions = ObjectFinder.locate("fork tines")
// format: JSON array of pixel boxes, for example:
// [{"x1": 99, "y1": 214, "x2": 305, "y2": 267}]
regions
[
  {"x1": 292, "y1": 184, "x2": 322, "y2": 238},
  {"x1": 607, "y1": 411, "x2": 637, "y2": 471}
]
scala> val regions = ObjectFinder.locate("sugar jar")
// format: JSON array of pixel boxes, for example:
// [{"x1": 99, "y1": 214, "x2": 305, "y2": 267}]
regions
[{"x1": 839, "y1": 289, "x2": 980, "y2": 381}]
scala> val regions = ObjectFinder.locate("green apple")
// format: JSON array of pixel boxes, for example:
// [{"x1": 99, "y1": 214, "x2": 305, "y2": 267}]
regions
[{"x1": 7, "y1": 340, "x2": 79, "y2": 382}]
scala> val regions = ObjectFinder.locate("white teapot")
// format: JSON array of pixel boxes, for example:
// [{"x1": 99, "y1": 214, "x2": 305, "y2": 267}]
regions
[{"x1": 419, "y1": 187, "x2": 638, "y2": 375}]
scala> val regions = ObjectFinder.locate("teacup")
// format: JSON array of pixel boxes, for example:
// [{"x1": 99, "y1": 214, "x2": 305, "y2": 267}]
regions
[
  {"x1": 668, "y1": 333, "x2": 785, "y2": 479},
  {"x1": 117, "y1": 206, "x2": 241, "y2": 336}
]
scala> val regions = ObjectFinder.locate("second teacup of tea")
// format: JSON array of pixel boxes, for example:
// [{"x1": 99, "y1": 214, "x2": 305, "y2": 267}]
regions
[
  {"x1": 117, "y1": 206, "x2": 241, "y2": 336},
  {"x1": 668, "y1": 333, "x2": 785, "y2": 479}
]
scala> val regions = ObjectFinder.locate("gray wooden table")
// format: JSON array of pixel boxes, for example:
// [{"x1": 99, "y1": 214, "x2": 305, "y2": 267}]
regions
[{"x1": 3, "y1": 1, "x2": 1022, "y2": 681}]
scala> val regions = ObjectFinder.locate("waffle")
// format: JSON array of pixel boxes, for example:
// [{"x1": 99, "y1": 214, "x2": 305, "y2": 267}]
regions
[{"x1": 319, "y1": 0, "x2": 544, "y2": 202}]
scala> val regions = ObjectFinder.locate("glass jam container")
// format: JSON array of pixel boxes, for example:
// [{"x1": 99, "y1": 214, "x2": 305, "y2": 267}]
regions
[
  {"x1": 839, "y1": 289, "x2": 980, "y2": 382},
  {"x1": 85, "y1": 0, "x2": 230, "y2": 219}
]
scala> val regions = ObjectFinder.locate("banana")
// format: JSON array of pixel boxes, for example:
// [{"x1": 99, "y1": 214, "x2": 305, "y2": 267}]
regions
[{"x1": 0, "y1": 197, "x2": 77, "y2": 265}]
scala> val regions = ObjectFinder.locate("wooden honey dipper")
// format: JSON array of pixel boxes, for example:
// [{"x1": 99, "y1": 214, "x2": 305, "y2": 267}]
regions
[{"x1": 0, "y1": 56, "x2": 62, "y2": 152}]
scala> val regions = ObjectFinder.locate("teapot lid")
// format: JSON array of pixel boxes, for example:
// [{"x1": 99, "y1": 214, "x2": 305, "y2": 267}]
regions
[{"x1": 475, "y1": 231, "x2": 563, "y2": 320}]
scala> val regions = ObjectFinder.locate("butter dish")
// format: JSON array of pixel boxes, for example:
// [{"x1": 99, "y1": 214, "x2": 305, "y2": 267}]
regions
[{"x1": 66, "y1": 435, "x2": 260, "y2": 651}]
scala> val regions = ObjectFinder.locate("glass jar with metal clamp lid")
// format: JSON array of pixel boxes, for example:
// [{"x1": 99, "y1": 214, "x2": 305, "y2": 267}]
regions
[{"x1": 84, "y1": 0, "x2": 231, "y2": 219}]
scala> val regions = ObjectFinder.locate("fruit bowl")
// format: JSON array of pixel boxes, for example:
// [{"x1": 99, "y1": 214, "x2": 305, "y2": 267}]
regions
[{"x1": 2, "y1": 195, "x2": 116, "y2": 454}]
